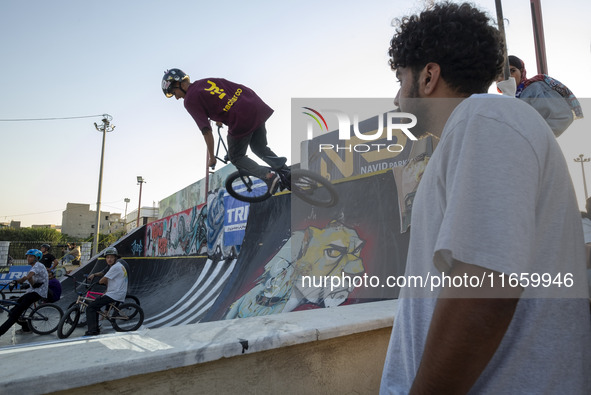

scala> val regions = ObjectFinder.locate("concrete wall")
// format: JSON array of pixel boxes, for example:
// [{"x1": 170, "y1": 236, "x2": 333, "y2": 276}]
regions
[
  {"x1": 0, "y1": 300, "x2": 397, "y2": 394},
  {"x1": 0, "y1": 241, "x2": 9, "y2": 265},
  {"x1": 54, "y1": 328, "x2": 391, "y2": 395}
]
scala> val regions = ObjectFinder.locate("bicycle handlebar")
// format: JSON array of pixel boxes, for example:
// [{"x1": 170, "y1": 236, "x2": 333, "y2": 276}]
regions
[{"x1": 65, "y1": 273, "x2": 100, "y2": 289}]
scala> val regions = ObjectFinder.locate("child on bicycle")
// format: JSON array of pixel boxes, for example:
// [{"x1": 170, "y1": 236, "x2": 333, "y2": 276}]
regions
[
  {"x1": 84, "y1": 247, "x2": 128, "y2": 336},
  {"x1": 0, "y1": 249, "x2": 48, "y2": 336},
  {"x1": 162, "y1": 69, "x2": 287, "y2": 192}
]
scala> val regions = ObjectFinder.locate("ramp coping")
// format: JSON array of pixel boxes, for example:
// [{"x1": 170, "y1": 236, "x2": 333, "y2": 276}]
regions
[{"x1": 0, "y1": 299, "x2": 397, "y2": 393}]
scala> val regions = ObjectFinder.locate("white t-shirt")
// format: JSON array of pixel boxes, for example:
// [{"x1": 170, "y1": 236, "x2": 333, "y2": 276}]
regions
[
  {"x1": 104, "y1": 261, "x2": 128, "y2": 302},
  {"x1": 381, "y1": 94, "x2": 591, "y2": 394},
  {"x1": 26, "y1": 261, "x2": 48, "y2": 299}
]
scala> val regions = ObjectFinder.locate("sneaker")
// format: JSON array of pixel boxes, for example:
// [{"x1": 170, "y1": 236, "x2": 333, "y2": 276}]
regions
[
  {"x1": 15, "y1": 329, "x2": 31, "y2": 335},
  {"x1": 265, "y1": 172, "x2": 281, "y2": 194},
  {"x1": 83, "y1": 330, "x2": 100, "y2": 337}
]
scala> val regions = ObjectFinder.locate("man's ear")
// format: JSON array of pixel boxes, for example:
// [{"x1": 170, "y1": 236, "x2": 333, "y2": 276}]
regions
[{"x1": 420, "y1": 62, "x2": 442, "y2": 96}]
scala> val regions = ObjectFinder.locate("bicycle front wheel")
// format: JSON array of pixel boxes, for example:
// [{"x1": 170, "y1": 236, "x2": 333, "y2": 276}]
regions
[
  {"x1": 225, "y1": 171, "x2": 271, "y2": 203},
  {"x1": 111, "y1": 303, "x2": 144, "y2": 332},
  {"x1": 27, "y1": 303, "x2": 63, "y2": 335},
  {"x1": 58, "y1": 305, "x2": 81, "y2": 339},
  {"x1": 290, "y1": 169, "x2": 338, "y2": 207}
]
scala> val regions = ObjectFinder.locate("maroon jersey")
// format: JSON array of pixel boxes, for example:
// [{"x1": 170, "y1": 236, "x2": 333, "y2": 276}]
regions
[{"x1": 184, "y1": 78, "x2": 273, "y2": 138}]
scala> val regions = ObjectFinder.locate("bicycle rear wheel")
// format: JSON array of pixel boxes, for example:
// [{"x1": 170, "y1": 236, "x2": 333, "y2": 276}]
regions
[
  {"x1": 58, "y1": 305, "x2": 81, "y2": 339},
  {"x1": 290, "y1": 169, "x2": 338, "y2": 207},
  {"x1": 225, "y1": 171, "x2": 271, "y2": 203},
  {"x1": 27, "y1": 303, "x2": 63, "y2": 335},
  {"x1": 111, "y1": 303, "x2": 144, "y2": 332}
]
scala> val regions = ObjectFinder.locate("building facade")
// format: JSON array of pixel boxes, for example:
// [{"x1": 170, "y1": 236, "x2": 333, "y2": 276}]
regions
[
  {"x1": 61, "y1": 203, "x2": 124, "y2": 238},
  {"x1": 125, "y1": 207, "x2": 159, "y2": 233}
]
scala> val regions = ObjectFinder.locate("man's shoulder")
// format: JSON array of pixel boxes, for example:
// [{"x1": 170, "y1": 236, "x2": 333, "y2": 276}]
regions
[
  {"x1": 458, "y1": 94, "x2": 536, "y2": 118},
  {"x1": 448, "y1": 94, "x2": 552, "y2": 139}
]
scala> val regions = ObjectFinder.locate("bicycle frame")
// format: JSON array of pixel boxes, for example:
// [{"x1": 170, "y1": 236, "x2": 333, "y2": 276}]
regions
[
  {"x1": 0, "y1": 298, "x2": 19, "y2": 314},
  {"x1": 213, "y1": 124, "x2": 229, "y2": 166},
  {"x1": 1, "y1": 298, "x2": 43, "y2": 318},
  {"x1": 68, "y1": 278, "x2": 132, "y2": 320}
]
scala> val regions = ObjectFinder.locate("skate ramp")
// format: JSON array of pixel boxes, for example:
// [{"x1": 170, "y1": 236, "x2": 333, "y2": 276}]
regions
[{"x1": 58, "y1": 170, "x2": 408, "y2": 328}]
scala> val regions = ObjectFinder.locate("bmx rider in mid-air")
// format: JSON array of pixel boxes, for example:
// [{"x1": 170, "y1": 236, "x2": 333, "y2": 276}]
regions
[{"x1": 162, "y1": 69, "x2": 287, "y2": 192}]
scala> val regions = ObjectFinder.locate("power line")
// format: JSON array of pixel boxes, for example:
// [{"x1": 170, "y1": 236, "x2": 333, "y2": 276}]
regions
[
  {"x1": 0, "y1": 114, "x2": 109, "y2": 122},
  {"x1": 1, "y1": 199, "x2": 128, "y2": 219},
  {"x1": 1, "y1": 209, "x2": 65, "y2": 218}
]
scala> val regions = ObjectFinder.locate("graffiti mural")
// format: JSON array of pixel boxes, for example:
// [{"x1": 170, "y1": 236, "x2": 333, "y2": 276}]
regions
[
  {"x1": 207, "y1": 189, "x2": 242, "y2": 260},
  {"x1": 145, "y1": 205, "x2": 207, "y2": 257},
  {"x1": 225, "y1": 221, "x2": 365, "y2": 319},
  {"x1": 158, "y1": 163, "x2": 238, "y2": 219},
  {"x1": 200, "y1": 170, "x2": 408, "y2": 323}
]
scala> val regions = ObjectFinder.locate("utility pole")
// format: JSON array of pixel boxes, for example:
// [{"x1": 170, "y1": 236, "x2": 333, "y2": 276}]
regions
[
  {"x1": 136, "y1": 176, "x2": 146, "y2": 228},
  {"x1": 93, "y1": 115, "x2": 115, "y2": 256},
  {"x1": 494, "y1": 0, "x2": 510, "y2": 80},
  {"x1": 530, "y1": 0, "x2": 548, "y2": 75},
  {"x1": 124, "y1": 198, "x2": 130, "y2": 229},
  {"x1": 574, "y1": 154, "x2": 590, "y2": 200}
]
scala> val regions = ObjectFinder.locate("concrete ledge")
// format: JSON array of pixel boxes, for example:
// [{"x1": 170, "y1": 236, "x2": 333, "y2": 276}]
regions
[{"x1": 0, "y1": 300, "x2": 397, "y2": 394}]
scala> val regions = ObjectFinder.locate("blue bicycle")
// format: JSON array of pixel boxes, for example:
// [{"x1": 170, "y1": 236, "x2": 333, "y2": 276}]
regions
[{"x1": 0, "y1": 282, "x2": 64, "y2": 335}]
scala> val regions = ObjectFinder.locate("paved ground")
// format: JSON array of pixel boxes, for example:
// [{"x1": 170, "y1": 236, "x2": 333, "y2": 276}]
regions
[{"x1": 0, "y1": 313, "x2": 125, "y2": 349}]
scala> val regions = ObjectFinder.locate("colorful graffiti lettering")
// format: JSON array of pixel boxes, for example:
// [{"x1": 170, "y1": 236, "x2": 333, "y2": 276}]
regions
[
  {"x1": 131, "y1": 239, "x2": 143, "y2": 256},
  {"x1": 145, "y1": 204, "x2": 209, "y2": 257}
]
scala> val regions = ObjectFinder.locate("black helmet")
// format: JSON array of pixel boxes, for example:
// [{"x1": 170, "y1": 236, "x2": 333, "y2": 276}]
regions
[
  {"x1": 162, "y1": 68, "x2": 189, "y2": 98},
  {"x1": 41, "y1": 243, "x2": 51, "y2": 251},
  {"x1": 103, "y1": 246, "x2": 120, "y2": 258}
]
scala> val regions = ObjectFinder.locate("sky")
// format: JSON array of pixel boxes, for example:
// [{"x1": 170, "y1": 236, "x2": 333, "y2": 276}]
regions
[{"x1": 1, "y1": 0, "x2": 590, "y2": 227}]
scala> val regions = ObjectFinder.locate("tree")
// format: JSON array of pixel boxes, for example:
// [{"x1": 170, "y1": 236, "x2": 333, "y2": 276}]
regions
[
  {"x1": 0, "y1": 228, "x2": 68, "y2": 243},
  {"x1": 83, "y1": 231, "x2": 126, "y2": 252}
]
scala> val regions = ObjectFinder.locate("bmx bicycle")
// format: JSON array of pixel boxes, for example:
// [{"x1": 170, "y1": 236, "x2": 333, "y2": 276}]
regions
[
  {"x1": 0, "y1": 282, "x2": 64, "y2": 335},
  {"x1": 212, "y1": 125, "x2": 338, "y2": 207},
  {"x1": 57, "y1": 278, "x2": 144, "y2": 339},
  {"x1": 59, "y1": 275, "x2": 141, "y2": 332}
]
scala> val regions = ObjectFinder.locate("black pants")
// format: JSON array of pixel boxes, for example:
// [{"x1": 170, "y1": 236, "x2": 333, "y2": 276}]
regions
[
  {"x1": 0, "y1": 292, "x2": 41, "y2": 336},
  {"x1": 86, "y1": 295, "x2": 116, "y2": 333},
  {"x1": 227, "y1": 123, "x2": 287, "y2": 180}
]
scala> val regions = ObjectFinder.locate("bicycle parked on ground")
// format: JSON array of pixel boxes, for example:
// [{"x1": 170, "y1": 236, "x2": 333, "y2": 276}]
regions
[
  {"x1": 0, "y1": 282, "x2": 64, "y2": 335},
  {"x1": 57, "y1": 278, "x2": 144, "y2": 339},
  {"x1": 212, "y1": 125, "x2": 338, "y2": 207}
]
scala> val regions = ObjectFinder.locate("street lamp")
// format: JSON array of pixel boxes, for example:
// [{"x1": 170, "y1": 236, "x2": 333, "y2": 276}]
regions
[
  {"x1": 574, "y1": 154, "x2": 590, "y2": 200},
  {"x1": 136, "y1": 176, "x2": 146, "y2": 228},
  {"x1": 93, "y1": 115, "x2": 115, "y2": 256}
]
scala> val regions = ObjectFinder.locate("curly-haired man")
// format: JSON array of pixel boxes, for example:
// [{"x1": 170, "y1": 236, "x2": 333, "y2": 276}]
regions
[{"x1": 380, "y1": 2, "x2": 590, "y2": 394}]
